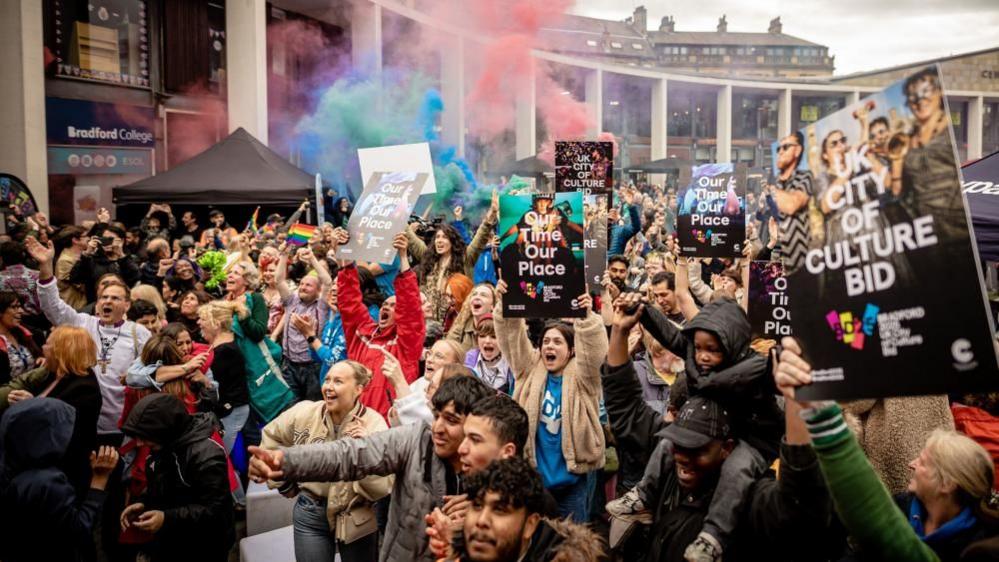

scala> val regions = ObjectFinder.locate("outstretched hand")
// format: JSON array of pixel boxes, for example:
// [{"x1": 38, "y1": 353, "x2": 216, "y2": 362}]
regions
[
  {"x1": 248, "y1": 446, "x2": 286, "y2": 483},
  {"x1": 773, "y1": 336, "x2": 813, "y2": 406},
  {"x1": 612, "y1": 292, "x2": 645, "y2": 332},
  {"x1": 24, "y1": 236, "x2": 55, "y2": 265}
]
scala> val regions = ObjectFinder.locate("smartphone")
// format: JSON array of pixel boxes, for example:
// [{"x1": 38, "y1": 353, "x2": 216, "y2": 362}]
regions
[{"x1": 100, "y1": 236, "x2": 115, "y2": 246}]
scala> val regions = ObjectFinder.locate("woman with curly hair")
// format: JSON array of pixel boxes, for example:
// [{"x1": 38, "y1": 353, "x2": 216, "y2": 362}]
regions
[{"x1": 407, "y1": 192, "x2": 499, "y2": 324}]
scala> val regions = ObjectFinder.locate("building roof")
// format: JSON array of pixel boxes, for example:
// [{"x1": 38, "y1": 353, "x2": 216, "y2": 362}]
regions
[
  {"x1": 539, "y1": 14, "x2": 658, "y2": 60},
  {"x1": 830, "y1": 45, "x2": 999, "y2": 82},
  {"x1": 648, "y1": 30, "x2": 823, "y2": 48}
]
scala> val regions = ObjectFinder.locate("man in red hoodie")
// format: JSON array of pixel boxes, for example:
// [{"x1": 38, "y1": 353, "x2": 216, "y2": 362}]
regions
[{"x1": 337, "y1": 232, "x2": 425, "y2": 417}]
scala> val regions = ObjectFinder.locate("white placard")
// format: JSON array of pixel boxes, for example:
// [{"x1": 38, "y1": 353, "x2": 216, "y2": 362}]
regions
[{"x1": 358, "y1": 142, "x2": 437, "y2": 195}]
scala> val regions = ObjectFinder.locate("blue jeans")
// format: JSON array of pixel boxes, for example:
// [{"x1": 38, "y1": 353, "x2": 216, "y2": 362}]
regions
[
  {"x1": 220, "y1": 404, "x2": 250, "y2": 505},
  {"x1": 293, "y1": 494, "x2": 379, "y2": 562},
  {"x1": 550, "y1": 471, "x2": 594, "y2": 523}
]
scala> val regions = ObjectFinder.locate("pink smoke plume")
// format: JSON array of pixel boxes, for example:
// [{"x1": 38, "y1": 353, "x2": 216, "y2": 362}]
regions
[
  {"x1": 163, "y1": 83, "x2": 227, "y2": 169},
  {"x1": 437, "y1": 0, "x2": 595, "y2": 151}
]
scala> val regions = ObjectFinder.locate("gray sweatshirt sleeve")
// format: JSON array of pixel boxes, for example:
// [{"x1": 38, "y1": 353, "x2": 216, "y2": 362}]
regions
[{"x1": 281, "y1": 422, "x2": 422, "y2": 483}]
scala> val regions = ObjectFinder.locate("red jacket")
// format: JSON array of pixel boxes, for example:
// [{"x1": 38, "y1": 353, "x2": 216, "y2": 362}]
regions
[{"x1": 339, "y1": 264, "x2": 425, "y2": 417}]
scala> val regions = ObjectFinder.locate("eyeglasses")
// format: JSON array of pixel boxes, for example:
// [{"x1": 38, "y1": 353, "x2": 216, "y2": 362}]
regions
[
  {"x1": 777, "y1": 143, "x2": 799, "y2": 153},
  {"x1": 828, "y1": 137, "x2": 847, "y2": 147}
]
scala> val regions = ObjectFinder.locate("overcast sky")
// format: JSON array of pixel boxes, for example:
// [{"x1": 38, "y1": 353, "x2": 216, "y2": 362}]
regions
[{"x1": 571, "y1": 0, "x2": 999, "y2": 75}]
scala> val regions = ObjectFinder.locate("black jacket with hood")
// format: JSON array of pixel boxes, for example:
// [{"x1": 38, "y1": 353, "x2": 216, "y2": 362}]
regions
[
  {"x1": 639, "y1": 298, "x2": 782, "y2": 459},
  {"x1": 0, "y1": 398, "x2": 106, "y2": 562},
  {"x1": 122, "y1": 394, "x2": 233, "y2": 562}
]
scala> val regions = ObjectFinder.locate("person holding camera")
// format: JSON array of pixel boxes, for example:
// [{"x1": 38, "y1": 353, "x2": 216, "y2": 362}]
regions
[{"x1": 69, "y1": 223, "x2": 140, "y2": 305}]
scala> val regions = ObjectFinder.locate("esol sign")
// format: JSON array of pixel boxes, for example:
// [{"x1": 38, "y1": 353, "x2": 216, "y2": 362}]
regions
[{"x1": 45, "y1": 98, "x2": 155, "y2": 148}]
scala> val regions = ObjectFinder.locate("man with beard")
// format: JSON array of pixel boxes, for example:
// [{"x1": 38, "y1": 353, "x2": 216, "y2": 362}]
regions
[
  {"x1": 276, "y1": 246, "x2": 334, "y2": 403},
  {"x1": 248, "y1": 375, "x2": 494, "y2": 562},
  {"x1": 650, "y1": 271, "x2": 686, "y2": 326},
  {"x1": 441, "y1": 458, "x2": 605, "y2": 562},
  {"x1": 770, "y1": 131, "x2": 814, "y2": 275}
]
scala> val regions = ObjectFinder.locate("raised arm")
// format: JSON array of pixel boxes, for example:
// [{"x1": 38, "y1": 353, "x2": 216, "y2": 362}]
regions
[
  {"x1": 279, "y1": 423, "x2": 423, "y2": 483},
  {"x1": 274, "y1": 247, "x2": 293, "y2": 302},
  {"x1": 492, "y1": 281, "x2": 539, "y2": 382},
  {"x1": 604, "y1": 294, "x2": 668, "y2": 452},
  {"x1": 464, "y1": 190, "x2": 499, "y2": 271},
  {"x1": 674, "y1": 256, "x2": 701, "y2": 322},
  {"x1": 639, "y1": 302, "x2": 687, "y2": 358},
  {"x1": 390, "y1": 235, "x2": 426, "y2": 383},
  {"x1": 336, "y1": 264, "x2": 376, "y2": 345},
  {"x1": 26, "y1": 237, "x2": 87, "y2": 327},
  {"x1": 571, "y1": 294, "x2": 609, "y2": 399}
]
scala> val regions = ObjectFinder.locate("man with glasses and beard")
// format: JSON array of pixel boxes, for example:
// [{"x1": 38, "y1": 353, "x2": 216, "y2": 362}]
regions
[
  {"x1": 442, "y1": 458, "x2": 604, "y2": 562},
  {"x1": 770, "y1": 132, "x2": 814, "y2": 275}
]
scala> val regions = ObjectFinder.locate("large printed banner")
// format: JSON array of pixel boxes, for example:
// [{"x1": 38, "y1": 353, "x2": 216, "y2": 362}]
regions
[
  {"x1": 555, "y1": 141, "x2": 613, "y2": 291},
  {"x1": 676, "y1": 163, "x2": 746, "y2": 257},
  {"x1": 555, "y1": 141, "x2": 613, "y2": 195},
  {"x1": 773, "y1": 65, "x2": 997, "y2": 400},
  {"x1": 748, "y1": 261, "x2": 793, "y2": 341},
  {"x1": 339, "y1": 171, "x2": 427, "y2": 263},
  {"x1": 499, "y1": 192, "x2": 586, "y2": 318}
]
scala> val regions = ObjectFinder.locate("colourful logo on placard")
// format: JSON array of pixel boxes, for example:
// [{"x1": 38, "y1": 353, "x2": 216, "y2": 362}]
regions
[
  {"x1": 519, "y1": 281, "x2": 545, "y2": 299},
  {"x1": 825, "y1": 304, "x2": 879, "y2": 350},
  {"x1": 691, "y1": 229, "x2": 713, "y2": 244}
]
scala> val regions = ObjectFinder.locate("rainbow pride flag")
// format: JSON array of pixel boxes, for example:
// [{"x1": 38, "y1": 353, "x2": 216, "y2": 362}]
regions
[
  {"x1": 287, "y1": 223, "x2": 317, "y2": 247},
  {"x1": 244, "y1": 206, "x2": 260, "y2": 234}
]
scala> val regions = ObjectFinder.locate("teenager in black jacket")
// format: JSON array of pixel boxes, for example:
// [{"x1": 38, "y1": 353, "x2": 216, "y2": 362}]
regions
[{"x1": 120, "y1": 394, "x2": 234, "y2": 562}]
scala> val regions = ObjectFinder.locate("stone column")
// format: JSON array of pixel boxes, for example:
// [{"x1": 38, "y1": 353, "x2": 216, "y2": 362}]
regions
[{"x1": 226, "y1": 0, "x2": 268, "y2": 143}]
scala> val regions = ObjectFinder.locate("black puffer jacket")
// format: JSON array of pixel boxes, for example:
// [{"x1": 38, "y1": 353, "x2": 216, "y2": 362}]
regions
[
  {"x1": 122, "y1": 394, "x2": 233, "y2": 562},
  {"x1": 639, "y1": 298, "x2": 783, "y2": 459}
]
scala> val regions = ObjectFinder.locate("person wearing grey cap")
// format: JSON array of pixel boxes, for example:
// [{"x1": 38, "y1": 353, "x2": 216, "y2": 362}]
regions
[{"x1": 602, "y1": 293, "x2": 842, "y2": 562}]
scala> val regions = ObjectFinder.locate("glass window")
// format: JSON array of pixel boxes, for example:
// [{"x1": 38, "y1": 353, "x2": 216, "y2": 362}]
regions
[
  {"x1": 947, "y1": 98, "x2": 969, "y2": 162},
  {"x1": 610, "y1": 41, "x2": 622, "y2": 48},
  {"x1": 586, "y1": 39, "x2": 598, "y2": 47},
  {"x1": 44, "y1": 0, "x2": 150, "y2": 87},
  {"x1": 632, "y1": 43, "x2": 643, "y2": 50},
  {"x1": 984, "y1": 102, "x2": 999, "y2": 156},
  {"x1": 681, "y1": 46, "x2": 688, "y2": 54},
  {"x1": 792, "y1": 95, "x2": 847, "y2": 132}
]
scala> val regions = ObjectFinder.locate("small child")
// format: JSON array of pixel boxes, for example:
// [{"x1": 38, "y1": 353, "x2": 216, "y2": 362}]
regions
[{"x1": 636, "y1": 297, "x2": 783, "y2": 561}]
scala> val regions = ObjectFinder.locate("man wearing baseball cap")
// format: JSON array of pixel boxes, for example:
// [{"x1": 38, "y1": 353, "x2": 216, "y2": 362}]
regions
[{"x1": 602, "y1": 293, "x2": 843, "y2": 561}]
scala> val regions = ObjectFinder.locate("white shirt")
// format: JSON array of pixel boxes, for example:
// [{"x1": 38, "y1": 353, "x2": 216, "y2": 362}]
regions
[{"x1": 38, "y1": 279, "x2": 151, "y2": 433}]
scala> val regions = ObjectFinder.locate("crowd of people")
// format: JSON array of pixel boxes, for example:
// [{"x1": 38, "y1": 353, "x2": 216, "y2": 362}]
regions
[{"x1": 0, "y1": 172, "x2": 998, "y2": 562}]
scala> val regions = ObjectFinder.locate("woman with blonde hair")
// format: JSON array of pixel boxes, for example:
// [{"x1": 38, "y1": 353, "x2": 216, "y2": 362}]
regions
[
  {"x1": 261, "y1": 359, "x2": 391, "y2": 561},
  {"x1": 0, "y1": 326, "x2": 102, "y2": 493},
  {"x1": 199, "y1": 300, "x2": 250, "y2": 453},
  {"x1": 130, "y1": 284, "x2": 167, "y2": 323}
]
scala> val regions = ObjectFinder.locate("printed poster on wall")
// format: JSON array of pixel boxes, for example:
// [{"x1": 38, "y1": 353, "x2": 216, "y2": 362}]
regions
[
  {"x1": 499, "y1": 191, "x2": 586, "y2": 318},
  {"x1": 676, "y1": 163, "x2": 746, "y2": 257},
  {"x1": 555, "y1": 141, "x2": 613, "y2": 195},
  {"x1": 772, "y1": 65, "x2": 997, "y2": 400},
  {"x1": 748, "y1": 261, "x2": 793, "y2": 341},
  {"x1": 338, "y1": 171, "x2": 427, "y2": 263}
]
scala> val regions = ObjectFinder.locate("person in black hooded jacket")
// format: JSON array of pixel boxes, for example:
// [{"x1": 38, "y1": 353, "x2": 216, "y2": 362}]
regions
[
  {"x1": 630, "y1": 294, "x2": 784, "y2": 561},
  {"x1": 0, "y1": 398, "x2": 119, "y2": 562},
  {"x1": 119, "y1": 393, "x2": 234, "y2": 562}
]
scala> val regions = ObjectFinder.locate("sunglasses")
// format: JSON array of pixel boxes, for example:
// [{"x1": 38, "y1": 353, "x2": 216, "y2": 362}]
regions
[
  {"x1": 829, "y1": 137, "x2": 847, "y2": 147},
  {"x1": 906, "y1": 81, "x2": 937, "y2": 105},
  {"x1": 777, "y1": 143, "x2": 799, "y2": 153}
]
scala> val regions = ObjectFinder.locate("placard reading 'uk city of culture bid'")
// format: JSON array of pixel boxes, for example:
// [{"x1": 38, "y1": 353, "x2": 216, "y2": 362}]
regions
[
  {"x1": 555, "y1": 141, "x2": 614, "y2": 291},
  {"x1": 773, "y1": 64, "x2": 998, "y2": 401},
  {"x1": 499, "y1": 191, "x2": 586, "y2": 318}
]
